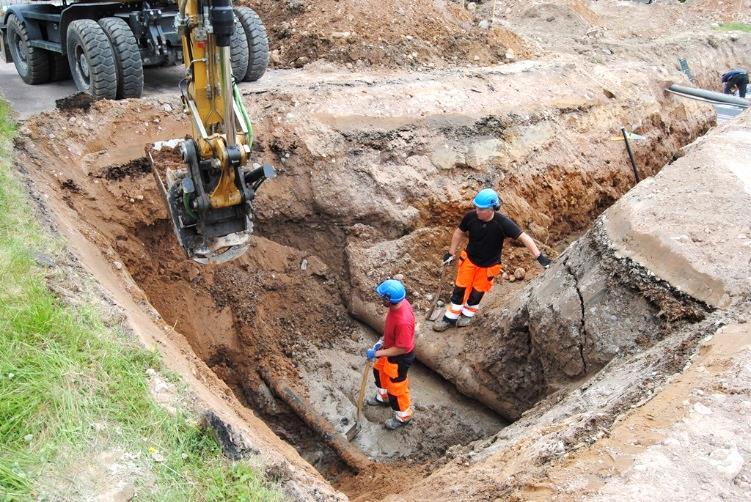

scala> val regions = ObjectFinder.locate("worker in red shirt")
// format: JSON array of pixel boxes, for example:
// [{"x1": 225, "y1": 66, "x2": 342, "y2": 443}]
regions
[{"x1": 365, "y1": 279, "x2": 416, "y2": 430}]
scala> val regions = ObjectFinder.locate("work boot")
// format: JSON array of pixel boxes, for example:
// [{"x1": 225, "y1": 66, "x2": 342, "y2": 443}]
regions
[
  {"x1": 365, "y1": 396, "x2": 389, "y2": 407},
  {"x1": 432, "y1": 316, "x2": 455, "y2": 332},
  {"x1": 456, "y1": 315, "x2": 474, "y2": 328},
  {"x1": 384, "y1": 417, "x2": 412, "y2": 430}
]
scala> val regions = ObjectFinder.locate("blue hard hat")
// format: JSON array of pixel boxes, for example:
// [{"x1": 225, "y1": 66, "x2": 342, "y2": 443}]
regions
[
  {"x1": 472, "y1": 188, "x2": 501, "y2": 209},
  {"x1": 375, "y1": 279, "x2": 407, "y2": 304}
]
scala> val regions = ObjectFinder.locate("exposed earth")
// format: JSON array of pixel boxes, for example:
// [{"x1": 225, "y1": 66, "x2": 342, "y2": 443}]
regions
[{"x1": 4, "y1": 0, "x2": 751, "y2": 500}]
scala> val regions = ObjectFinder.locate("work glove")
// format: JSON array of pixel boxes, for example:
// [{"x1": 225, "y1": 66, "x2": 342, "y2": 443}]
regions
[
  {"x1": 537, "y1": 254, "x2": 552, "y2": 269},
  {"x1": 372, "y1": 340, "x2": 383, "y2": 352},
  {"x1": 366, "y1": 348, "x2": 378, "y2": 362},
  {"x1": 442, "y1": 252, "x2": 455, "y2": 266}
]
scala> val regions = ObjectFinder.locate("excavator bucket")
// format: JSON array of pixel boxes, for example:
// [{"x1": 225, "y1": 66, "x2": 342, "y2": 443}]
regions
[{"x1": 148, "y1": 139, "x2": 275, "y2": 265}]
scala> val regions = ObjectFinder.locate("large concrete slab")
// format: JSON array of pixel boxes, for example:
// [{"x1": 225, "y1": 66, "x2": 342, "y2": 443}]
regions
[{"x1": 604, "y1": 111, "x2": 751, "y2": 308}]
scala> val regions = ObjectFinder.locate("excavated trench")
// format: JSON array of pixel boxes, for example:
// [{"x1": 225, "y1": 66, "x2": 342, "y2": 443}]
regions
[{"x1": 14, "y1": 67, "x2": 722, "y2": 495}]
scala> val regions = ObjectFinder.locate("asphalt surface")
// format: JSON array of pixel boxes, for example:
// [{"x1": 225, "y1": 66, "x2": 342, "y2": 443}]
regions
[{"x1": 0, "y1": 61, "x2": 184, "y2": 119}]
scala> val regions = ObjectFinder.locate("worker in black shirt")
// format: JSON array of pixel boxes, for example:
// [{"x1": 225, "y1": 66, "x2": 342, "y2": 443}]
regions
[{"x1": 433, "y1": 188, "x2": 552, "y2": 332}]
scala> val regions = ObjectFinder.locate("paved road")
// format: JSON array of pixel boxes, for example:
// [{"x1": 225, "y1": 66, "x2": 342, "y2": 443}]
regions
[{"x1": 0, "y1": 61, "x2": 184, "y2": 119}]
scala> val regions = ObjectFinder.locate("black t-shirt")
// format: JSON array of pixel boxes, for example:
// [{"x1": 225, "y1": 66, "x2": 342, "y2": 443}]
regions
[{"x1": 459, "y1": 211, "x2": 522, "y2": 267}]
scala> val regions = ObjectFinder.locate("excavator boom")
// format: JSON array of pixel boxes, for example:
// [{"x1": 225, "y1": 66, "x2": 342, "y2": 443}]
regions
[{"x1": 149, "y1": 0, "x2": 273, "y2": 264}]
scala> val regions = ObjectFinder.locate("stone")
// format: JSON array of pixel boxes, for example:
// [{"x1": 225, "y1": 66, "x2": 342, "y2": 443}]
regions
[
  {"x1": 693, "y1": 402, "x2": 712, "y2": 415},
  {"x1": 465, "y1": 139, "x2": 503, "y2": 169},
  {"x1": 113, "y1": 261, "x2": 123, "y2": 270},
  {"x1": 514, "y1": 267, "x2": 526, "y2": 280},
  {"x1": 286, "y1": 0, "x2": 305, "y2": 13},
  {"x1": 34, "y1": 253, "x2": 56, "y2": 268},
  {"x1": 431, "y1": 146, "x2": 462, "y2": 170},
  {"x1": 95, "y1": 482, "x2": 135, "y2": 502}
]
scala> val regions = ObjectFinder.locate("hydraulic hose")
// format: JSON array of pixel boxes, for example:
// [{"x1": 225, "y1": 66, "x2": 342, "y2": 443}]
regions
[{"x1": 233, "y1": 83, "x2": 254, "y2": 151}]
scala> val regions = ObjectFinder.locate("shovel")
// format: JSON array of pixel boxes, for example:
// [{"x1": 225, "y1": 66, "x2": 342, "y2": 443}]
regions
[
  {"x1": 425, "y1": 261, "x2": 452, "y2": 320},
  {"x1": 346, "y1": 360, "x2": 372, "y2": 441}
]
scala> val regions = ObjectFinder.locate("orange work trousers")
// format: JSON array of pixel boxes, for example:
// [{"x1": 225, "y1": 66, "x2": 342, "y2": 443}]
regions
[
  {"x1": 455, "y1": 250, "x2": 503, "y2": 300},
  {"x1": 445, "y1": 251, "x2": 503, "y2": 319},
  {"x1": 373, "y1": 353, "x2": 414, "y2": 419}
]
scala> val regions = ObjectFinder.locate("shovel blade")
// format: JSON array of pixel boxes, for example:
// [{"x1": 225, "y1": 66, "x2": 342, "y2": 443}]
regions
[{"x1": 345, "y1": 422, "x2": 362, "y2": 441}]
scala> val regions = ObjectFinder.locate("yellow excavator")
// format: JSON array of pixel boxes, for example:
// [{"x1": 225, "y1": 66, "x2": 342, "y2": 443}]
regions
[{"x1": 149, "y1": 0, "x2": 274, "y2": 264}]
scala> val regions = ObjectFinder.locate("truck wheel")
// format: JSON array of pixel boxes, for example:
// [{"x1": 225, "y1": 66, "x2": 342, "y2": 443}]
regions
[
  {"x1": 98, "y1": 17, "x2": 143, "y2": 99},
  {"x1": 66, "y1": 20, "x2": 117, "y2": 100},
  {"x1": 49, "y1": 52, "x2": 71, "y2": 81},
  {"x1": 233, "y1": 6, "x2": 269, "y2": 82},
  {"x1": 6, "y1": 14, "x2": 50, "y2": 84},
  {"x1": 230, "y1": 18, "x2": 249, "y2": 80}
]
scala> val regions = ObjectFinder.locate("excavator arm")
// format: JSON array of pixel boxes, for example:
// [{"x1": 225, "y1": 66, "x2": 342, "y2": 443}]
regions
[{"x1": 149, "y1": 0, "x2": 274, "y2": 264}]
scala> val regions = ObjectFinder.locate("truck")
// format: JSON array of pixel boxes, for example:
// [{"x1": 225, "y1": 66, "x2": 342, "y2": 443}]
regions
[{"x1": 0, "y1": 0, "x2": 269, "y2": 99}]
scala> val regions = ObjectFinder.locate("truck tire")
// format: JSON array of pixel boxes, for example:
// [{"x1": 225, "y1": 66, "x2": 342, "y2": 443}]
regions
[
  {"x1": 233, "y1": 6, "x2": 269, "y2": 82},
  {"x1": 49, "y1": 52, "x2": 71, "y2": 81},
  {"x1": 6, "y1": 14, "x2": 50, "y2": 84},
  {"x1": 230, "y1": 18, "x2": 249, "y2": 80},
  {"x1": 66, "y1": 20, "x2": 117, "y2": 100},
  {"x1": 98, "y1": 17, "x2": 143, "y2": 99}
]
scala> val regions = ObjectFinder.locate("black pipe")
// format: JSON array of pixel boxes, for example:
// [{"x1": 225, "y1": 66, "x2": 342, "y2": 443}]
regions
[{"x1": 621, "y1": 127, "x2": 640, "y2": 183}]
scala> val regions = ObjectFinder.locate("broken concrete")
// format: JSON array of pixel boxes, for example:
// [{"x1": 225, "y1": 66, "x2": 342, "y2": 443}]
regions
[{"x1": 604, "y1": 120, "x2": 751, "y2": 309}]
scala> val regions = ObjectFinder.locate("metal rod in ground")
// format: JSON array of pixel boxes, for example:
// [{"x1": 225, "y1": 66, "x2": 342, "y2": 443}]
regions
[
  {"x1": 621, "y1": 127, "x2": 640, "y2": 183},
  {"x1": 258, "y1": 367, "x2": 374, "y2": 473}
]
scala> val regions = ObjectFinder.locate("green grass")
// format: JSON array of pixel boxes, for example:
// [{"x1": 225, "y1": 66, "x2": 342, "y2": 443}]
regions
[
  {"x1": 0, "y1": 99, "x2": 279, "y2": 501},
  {"x1": 716, "y1": 23, "x2": 751, "y2": 33}
]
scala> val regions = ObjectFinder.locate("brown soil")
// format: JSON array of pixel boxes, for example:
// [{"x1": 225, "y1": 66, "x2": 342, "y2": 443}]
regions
[
  {"x1": 240, "y1": 0, "x2": 531, "y2": 69},
  {"x1": 15, "y1": 97, "x2": 508, "y2": 494},
  {"x1": 56, "y1": 92, "x2": 95, "y2": 113}
]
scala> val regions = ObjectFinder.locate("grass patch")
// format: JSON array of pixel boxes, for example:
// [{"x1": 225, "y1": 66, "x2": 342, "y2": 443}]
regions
[
  {"x1": 716, "y1": 23, "x2": 751, "y2": 33},
  {"x1": 0, "y1": 100, "x2": 279, "y2": 501}
]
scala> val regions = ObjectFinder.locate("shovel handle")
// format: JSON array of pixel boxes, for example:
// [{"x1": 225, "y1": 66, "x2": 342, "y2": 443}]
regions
[
  {"x1": 355, "y1": 360, "x2": 372, "y2": 421},
  {"x1": 425, "y1": 262, "x2": 452, "y2": 320}
]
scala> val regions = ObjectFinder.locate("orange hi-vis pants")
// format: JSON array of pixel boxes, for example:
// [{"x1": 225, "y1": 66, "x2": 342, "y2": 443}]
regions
[
  {"x1": 373, "y1": 353, "x2": 414, "y2": 422},
  {"x1": 444, "y1": 250, "x2": 503, "y2": 319}
]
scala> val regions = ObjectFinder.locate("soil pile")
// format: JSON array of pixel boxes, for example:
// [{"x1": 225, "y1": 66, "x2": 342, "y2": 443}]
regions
[{"x1": 240, "y1": 0, "x2": 531, "y2": 69}]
